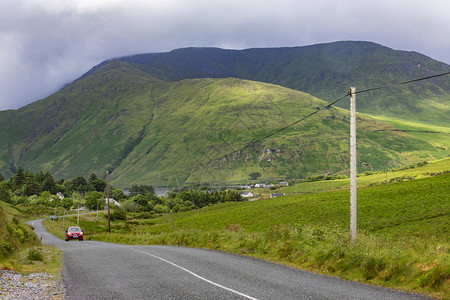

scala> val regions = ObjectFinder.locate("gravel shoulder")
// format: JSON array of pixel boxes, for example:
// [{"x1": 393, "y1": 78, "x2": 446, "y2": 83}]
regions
[{"x1": 0, "y1": 270, "x2": 65, "y2": 299}]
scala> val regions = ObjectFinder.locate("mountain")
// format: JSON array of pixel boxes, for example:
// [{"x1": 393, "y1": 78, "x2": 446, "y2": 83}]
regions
[
  {"x1": 0, "y1": 41, "x2": 449, "y2": 187},
  {"x1": 85, "y1": 41, "x2": 450, "y2": 126}
]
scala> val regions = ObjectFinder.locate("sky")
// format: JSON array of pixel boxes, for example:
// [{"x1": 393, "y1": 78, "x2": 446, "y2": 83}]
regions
[{"x1": 1, "y1": 0, "x2": 449, "y2": 111}]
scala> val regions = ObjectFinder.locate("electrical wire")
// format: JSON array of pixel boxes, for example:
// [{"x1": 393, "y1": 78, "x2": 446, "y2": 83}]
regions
[
  {"x1": 353, "y1": 71, "x2": 450, "y2": 95},
  {"x1": 145, "y1": 71, "x2": 450, "y2": 184}
]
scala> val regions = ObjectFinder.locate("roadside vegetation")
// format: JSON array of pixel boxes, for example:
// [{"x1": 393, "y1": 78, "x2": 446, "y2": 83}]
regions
[
  {"x1": 0, "y1": 201, "x2": 62, "y2": 276},
  {"x1": 1, "y1": 159, "x2": 449, "y2": 298}
]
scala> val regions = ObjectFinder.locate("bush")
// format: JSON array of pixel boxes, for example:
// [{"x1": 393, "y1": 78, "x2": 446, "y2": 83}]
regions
[
  {"x1": 153, "y1": 204, "x2": 170, "y2": 214},
  {"x1": 137, "y1": 212, "x2": 156, "y2": 219},
  {"x1": 27, "y1": 248, "x2": 44, "y2": 261},
  {"x1": 110, "y1": 207, "x2": 127, "y2": 221}
]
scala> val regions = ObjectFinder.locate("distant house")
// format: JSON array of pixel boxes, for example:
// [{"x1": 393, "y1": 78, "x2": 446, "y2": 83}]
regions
[
  {"x1": 239, "y1": 191, "x2": 254, "y2": 198},
  {"x1": 279, "y1": 182, "x2": 289, "y2": 186},
  {"x1": 270, "y1": 193, "x2": 285, "y2": 198},
  {"x1": 255, "y1": 183, "x2": 275, "y2": 188},
  {"x1": 105, "y1": 198, "x2": 121, "y2": 207},
  {"x1": 56, "y1": 192, "x2": 65, "y2": 200}
]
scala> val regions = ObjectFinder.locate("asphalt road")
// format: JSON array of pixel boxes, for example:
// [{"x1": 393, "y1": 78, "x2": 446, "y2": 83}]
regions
[{"x1": 28, "y1": 219, "x2": 430, "y2": 300}]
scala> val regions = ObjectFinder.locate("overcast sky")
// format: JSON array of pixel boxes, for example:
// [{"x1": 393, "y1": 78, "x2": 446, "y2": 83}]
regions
[{"x1": 1, "y1": 0, "x2": 449, "y2": 111}]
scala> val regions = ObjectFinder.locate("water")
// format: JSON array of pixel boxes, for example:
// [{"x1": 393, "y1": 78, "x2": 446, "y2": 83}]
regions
[{"x1": 154, "y1": 188, "x2": 171, "y2": 197}]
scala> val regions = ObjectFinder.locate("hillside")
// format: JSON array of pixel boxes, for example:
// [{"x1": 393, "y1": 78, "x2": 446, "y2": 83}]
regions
[
  {"x1": 0, "y1": 201, "x2": 39, "y2": 262},
  {"x1": 86, "y1": 41, "x2": 450, "y2": 126},
  {"x1": 0, "y1": 58, "x2": 448, "y2": 187},
  {"x1": 43, "y1": 172, "x2": 450, "y2": 298}
]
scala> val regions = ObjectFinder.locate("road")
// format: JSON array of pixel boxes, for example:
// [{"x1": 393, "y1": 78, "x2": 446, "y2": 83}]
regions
[{"x1": 28, "y1": 219, "x2": 429, "y2": 300}]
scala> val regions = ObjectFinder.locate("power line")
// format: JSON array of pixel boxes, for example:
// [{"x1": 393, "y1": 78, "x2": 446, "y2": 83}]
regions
[
  {"x1": 147, "y1": 71, "x2": 450, "y2": 184},
  {"x1": 230, "y1": 71, "x2": 450, "y2": 157},
  {"x1": 354, "y1": 71, "x2": 450, "y2": 95},
  {"x1": 219, "y1": 72, "x2": 450, "y2": 165}
]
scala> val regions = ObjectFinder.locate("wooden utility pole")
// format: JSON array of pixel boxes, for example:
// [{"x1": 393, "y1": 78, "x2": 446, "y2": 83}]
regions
[
  {"x1": 62, "y1": 210, "x2": 65, "y2": 231},
  {"x1": 350, "y1": 87, "x2": 357, "y2": 242},
  {"x1": 106, "y1": 171, "x2": 111, "y2": 233},
  {"x1": 385, "y1": 162, "x2": 389, "y2": 187}
]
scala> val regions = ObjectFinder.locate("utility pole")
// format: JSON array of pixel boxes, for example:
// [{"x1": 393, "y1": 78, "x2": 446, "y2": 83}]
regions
[
  {"x1": 62, "y1": 210, "x2": 65, "y2": 231},
  {"x1": 106, "y1": 171, "x2": 111, "y2": 233},
  {"x1": 385, "y1": 162, "x2": 389, "y2": 187},
  {"x1": 350, "y1": 87, "x2": 357, "y2": 242}
]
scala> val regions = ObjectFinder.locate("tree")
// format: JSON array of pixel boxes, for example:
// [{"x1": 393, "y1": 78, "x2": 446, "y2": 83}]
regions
[
  {"x1": 88, "y1": 173, "x2": 106, "y2": 192},
  {"x1": 0, "y1": 181, "x2": 12, "y2": 204},
  {"x1": 64, "y1": 176, "x2": 89, "y2": 194},
  {"x1": 10, "y1": 167, "x2": 25, "y2": 191},
  {"x1": 88, "y1": 173, "x2": 98, "y2": 183},
  {"x1": 121, "y1": 199, "x2": 138, "y2": 212},
  {"x1": 249, "y1": 172, "x2": 262, "y2": 180},
  {"x1": 0, "y1": 172, "x2": 4, "y2": 182},
  {"x1": 35, "y1": 171, "x2": 46, "y2": 186},
  {"x1": 41, "y1": 171, "x2": 57, "y2": 194},
  {"x1": 71, "y1": 192, "x2": 84, "y2": 209},
  {"x1": 61, "y1": 197, "x2": 73, "y2": 210},
  {"x1": 112, "y1": 188, "x2": 126, "y2": 201},
  {"x1": 129, "y1": 184, "x2": 154, "y2": 196},
  {"x1": 24, "y1": 171, "x2": 41, "y2": 196},
  {"x1": 85, "y1": 191, "x2": 104, "y2": 210},
  {"x1": 110, "y1": 206, "x2": 127, "y2": 221},
  {"x1": 36, "y1": 191, "x2": 53, "y2": 205},
  {"x1": 130, "y1": 194, "x2": 150, "y2": 211}
]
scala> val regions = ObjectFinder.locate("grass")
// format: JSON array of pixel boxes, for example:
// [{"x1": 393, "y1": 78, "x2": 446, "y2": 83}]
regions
[
  {"x1": 1, "y1": 59, "x2": 448, "y2": 187},
  {"x1": 0, "y1": 246, "x2": 62, "y2": 277},
  {"x1": 282, "y1": 157, "x2": 450, "y2": 194},
  {"x1": 0, "y1": 202, "x2": 63, "y2": 277},
  {"x1": 43, "y1": 172, "x2": 450, "y2": 299}
]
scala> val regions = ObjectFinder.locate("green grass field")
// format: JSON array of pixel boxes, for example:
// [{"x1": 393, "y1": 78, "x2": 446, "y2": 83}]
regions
[
  {"x1": 44, "y1": 167, "x2": 450, "y2": 298},
  {"x1": 280, "y1": 157, "x2": 450, "y2": 194},
  {"x1": 0, "y1": 202, "x2": 62, "y2": 276}
]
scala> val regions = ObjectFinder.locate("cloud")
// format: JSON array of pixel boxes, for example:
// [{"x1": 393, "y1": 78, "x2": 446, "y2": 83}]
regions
[{"x1": 0, "y1": 0, "x2": 449, "y2": 110}]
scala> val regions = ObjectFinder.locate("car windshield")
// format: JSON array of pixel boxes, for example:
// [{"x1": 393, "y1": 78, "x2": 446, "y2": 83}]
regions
[{"x1": 69, "y1": 227, "x2": 81, "y2": 232}]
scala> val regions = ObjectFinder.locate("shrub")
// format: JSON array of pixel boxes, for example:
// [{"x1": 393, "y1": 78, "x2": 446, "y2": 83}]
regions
[
  {"x1": 110, "y1": 207, "x2": 127, "y2": 221},
  {"x1": 27, "y1": 248, "x2": 44, "y2": 261},
  {"x1": 153, "y1": 204, "x2": 170, "y2": 214},
  {"x1": 137, "y1": 212, "x2": 155, "y2": 219}
]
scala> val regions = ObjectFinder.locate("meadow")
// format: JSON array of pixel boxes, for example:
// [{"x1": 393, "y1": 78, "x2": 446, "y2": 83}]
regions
[
  {"x1": 282, "y1": 157, "x2": 449, "y2": 194},
  {"x1": 44, "y1": 165, "x2": 449, "y2": 299}
]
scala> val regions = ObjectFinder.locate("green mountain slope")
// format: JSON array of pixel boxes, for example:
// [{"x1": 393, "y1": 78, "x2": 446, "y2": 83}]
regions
[
  {"x1": 86, "y1": 41, "x2": 450, "y2": 126},
  {"x1": 0, "y1": 60, "x2": 448, "y2": 187}
]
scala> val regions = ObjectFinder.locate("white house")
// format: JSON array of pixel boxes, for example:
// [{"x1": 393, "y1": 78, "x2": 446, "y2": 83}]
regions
[
  {"x1": 239, "y1": 191, "x2": 254, "y2": 198},
  {"x1": 105, "y1": 198, "x2": 121, "y2": 207},
  {"x1": 254, "y1": 183, "x2": 275, "y2": 188}
]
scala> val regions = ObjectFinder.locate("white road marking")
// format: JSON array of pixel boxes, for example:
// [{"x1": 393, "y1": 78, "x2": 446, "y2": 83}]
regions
[{"x1": 131, "y1": 247, "x2": 259, "y2": 300}]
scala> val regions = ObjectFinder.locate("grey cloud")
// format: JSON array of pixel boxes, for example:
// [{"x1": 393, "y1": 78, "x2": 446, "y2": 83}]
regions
[{"x1": 0, "y1": 0, "x2": 449, "y2": 110}]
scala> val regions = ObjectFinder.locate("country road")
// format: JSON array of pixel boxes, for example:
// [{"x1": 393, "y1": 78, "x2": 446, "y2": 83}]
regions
[{"x1": 28, "y1": 219, "x2": 429, "y2": 300}]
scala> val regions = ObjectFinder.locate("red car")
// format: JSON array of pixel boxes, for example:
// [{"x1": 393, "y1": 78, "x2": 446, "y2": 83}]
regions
[{"x1": 65, "y1": 226, "x2": 84, "y2": 241}]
